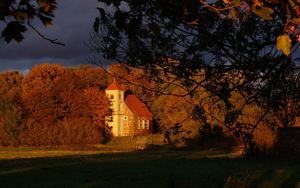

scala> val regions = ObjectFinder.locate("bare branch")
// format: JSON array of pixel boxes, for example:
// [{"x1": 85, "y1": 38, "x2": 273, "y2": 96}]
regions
[{"x1": 27, "y1": 22, "x2": 65, "y2": 46}]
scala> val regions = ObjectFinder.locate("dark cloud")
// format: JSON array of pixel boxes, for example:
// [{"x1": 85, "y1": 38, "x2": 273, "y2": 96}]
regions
[{"x1": 0, "y1": 0, "x2": 99, "y2": 72}]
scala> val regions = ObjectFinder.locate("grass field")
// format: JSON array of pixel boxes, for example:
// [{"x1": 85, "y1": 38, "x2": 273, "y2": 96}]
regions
[{"x1": 0, "y1": 147, "x2": 300, "y2": 188}]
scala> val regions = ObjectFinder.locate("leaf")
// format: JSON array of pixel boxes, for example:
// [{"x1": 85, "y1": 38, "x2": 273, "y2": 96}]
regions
[
  {"x1": 223, "y1": 0, "x2": 231, "y2": 4},
  {"x1": 253, "y1": 0, "x2": 263, "y2": 6},
  {"x1": 97, "y1": 7, "x2": 106, "y2": 18},
  {"x1": 36, "y1": 0, "x2": 56, "y2": 13},
  {"x1": 252, "y1": 5, "x2": 274, "y2": 20},
  {"x1": 289, "y1": 0, "x2": 296, "y2": 8},
  {"x1": 12, "y1": 10, "x2": 28, "y2": 21},
  {"x1": 295, "y1": 18, "x2": 300, "y2": 24},
  {"x1": 38, "y1": 13, "x2": 53, "y2": 27},
  {"x1": 276, "y1": 34, "x2": 292, "y2": 56},
  {"x1": 229, "y1": 9, "x2": 237, "y2": 20},
  {"x1": 232, "y1": 0, "x2": 240, "y2": 5},
  {"x1": 1, "y1": 21, "x2": 27, "y2": 43}
]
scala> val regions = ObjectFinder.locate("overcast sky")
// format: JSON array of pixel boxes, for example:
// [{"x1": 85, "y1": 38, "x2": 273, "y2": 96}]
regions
[{"x1": 0, "y1": 0, "x2": 100, "y2": 73}]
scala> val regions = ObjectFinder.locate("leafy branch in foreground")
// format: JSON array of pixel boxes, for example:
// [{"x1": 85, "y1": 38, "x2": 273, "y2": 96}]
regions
[
  {"x1": 90, "y1": 0, "x2": 300, "y2": 149},
  {"x1": 0, "y1": 0, "x2": 64, "y2": 45}
]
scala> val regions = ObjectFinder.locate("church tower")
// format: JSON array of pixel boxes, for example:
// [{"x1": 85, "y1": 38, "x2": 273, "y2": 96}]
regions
[{"x1": 105, "y1": 80, "x2": 125, "y2": 136}]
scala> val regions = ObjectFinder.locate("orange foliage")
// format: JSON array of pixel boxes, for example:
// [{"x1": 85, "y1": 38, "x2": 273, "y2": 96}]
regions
[
  {"x1": 0, "y1": 64, "x2": 110, "y2": 146},
  {"x1": 0, "y1": 71, "x2": 23, "y2": 146}
]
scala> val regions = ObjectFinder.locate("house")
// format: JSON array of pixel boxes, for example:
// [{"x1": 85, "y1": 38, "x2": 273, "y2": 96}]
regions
[{"x1": 105, "y1": 81, "x2": 153, "y2": 136}]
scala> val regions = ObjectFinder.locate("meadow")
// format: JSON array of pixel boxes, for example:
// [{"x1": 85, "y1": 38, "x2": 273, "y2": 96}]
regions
[{"x1": 0, "y1": 147, "x2": 300, "y2": 188}]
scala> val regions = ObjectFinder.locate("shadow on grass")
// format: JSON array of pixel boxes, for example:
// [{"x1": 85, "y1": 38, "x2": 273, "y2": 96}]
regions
[{"x1": 0, "y1": 149, "x2": 300, "y2": 188}]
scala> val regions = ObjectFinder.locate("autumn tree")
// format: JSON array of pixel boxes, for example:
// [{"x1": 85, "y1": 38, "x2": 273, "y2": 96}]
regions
[
  {"x1": 74, "y1": 65, "x2": 109, "y2": 90},
  {"x1": 152, "y1": 86, "x2": 202, "y2": 142},
  {"x1": 21, "y1": 63, "x2": 64, "y2": 124},
  {"x1": 19, "y1": 64, "x2": 110, "y2": 146},
  {"x1": 0, "y1": 71, "x2": 23, "y2": 146},
  {"x1": 106, "y1": 63, "x2": 157, "y2": 103},
  {"x1": 49, "y1": 70, "x2": 110, "y2": 145}
]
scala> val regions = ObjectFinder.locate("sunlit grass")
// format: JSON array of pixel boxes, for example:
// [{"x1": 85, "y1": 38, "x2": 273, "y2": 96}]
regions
[
  {"x1": 0, "y1": 150, "x2": 105, "y2": 159},
  {"x1": 0, "y1": 145, "x2": 132, "y2": 159}
]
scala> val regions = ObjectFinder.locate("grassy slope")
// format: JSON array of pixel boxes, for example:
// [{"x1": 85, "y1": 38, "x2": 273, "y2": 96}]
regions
[{"x1": 0, "y1": 149, "x2": 300, "y2": 188}]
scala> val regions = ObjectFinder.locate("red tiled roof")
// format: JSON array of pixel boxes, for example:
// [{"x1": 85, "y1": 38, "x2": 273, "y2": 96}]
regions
[
  {"x1": 106, "y1": 81, "x2": 124, "y2": 90},
  {"x1": 125, "y1": 95, "x2": 153, "y2": 117}
]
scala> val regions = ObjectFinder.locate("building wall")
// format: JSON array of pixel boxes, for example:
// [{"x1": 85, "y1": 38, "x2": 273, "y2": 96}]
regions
[
  {"x1": 133, "y1": 116, "x2": 152, "y2": 135},
  {"x1": 121, "y1": 105, "x2": 153, "y2": 136},
  {"x1": 122, "y1": 106, "x2": 133, "y2": 136},
  {"x1": 105, "y1": 89, "x2": 125, "y2": 136},
  {"x1": 105, "y1": 89, "x2": 153, "y2": 136}
]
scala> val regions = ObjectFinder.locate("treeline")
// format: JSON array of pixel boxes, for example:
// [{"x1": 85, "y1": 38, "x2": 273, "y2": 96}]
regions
[
  {"x1": 0, "y1": 63, "x2": 286, "y2": 148},
  {"x1": 0, "y1": 64, "x2": 111, "y2": 146},
  {"x1": 1, "y1": 63, "x2": 211, "y2": 147}
]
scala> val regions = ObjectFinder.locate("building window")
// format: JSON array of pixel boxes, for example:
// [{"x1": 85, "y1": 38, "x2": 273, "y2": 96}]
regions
[
  {"x1": 142, "y1": 120, "x2": 145, "y2": 129},
  {"x1": 137, "y1": 119, "x2": 140, "y2": 129},
  {"x1": 110, "y1": 94, "x2": 114, "y2": 99},
  {"x1": 132, "y1": 120, "x2": 134, "y2": 128},
  {"x1": 146, "y1": 120, "x2": 150, "y2": 129},
  {"x1": 123, "y1": 115, "x2": 128, "y2": 120}
]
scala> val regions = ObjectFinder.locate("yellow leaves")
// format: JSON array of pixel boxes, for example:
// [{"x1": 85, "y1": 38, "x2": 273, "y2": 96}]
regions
[
  {"x1": 223, "y1": 0, "x2": 231, "y2": 4},
  {"x1": 252, "y1": 5, "x2": 274, "y2": 20},
  {"x1": 276, "y1": 34, "x2": 292, "y2": 56},
  {"x1": 223, "y1": 0, "x2": 240, "y2": 5}
]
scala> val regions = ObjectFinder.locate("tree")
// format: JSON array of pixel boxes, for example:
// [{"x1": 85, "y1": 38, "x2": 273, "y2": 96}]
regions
[
  {"x1": 152, "y1": 85, "x2": 202, "y2": 142},
  {"x1": 21, "y1": 63, "x2": 64, "y2": 124},
  {"x1": 0, "y1": 71, "x2": 24, "y2": 146},
  {"x1": 19, "y1": 64, "x2": 111, "y2": 146},
  {"x1": 195, "y1": 0, "x2": 300, "y2": 56},
  {"x1": 0, "y1": 0, "x2": 63, "y2": 45},
  {"x1": 106, "y1": 63, "x2": 157, "y2": 103},
  {"x1": 1, "y1": 0, "x2": 299, "y2": 51},
  {"x1": 264, "y1": 67, "x2": 300, "y2": 128},
  {"x1": 94, "y1": 0, "x2": 300, "y2": 55},
  {"x1": 91, "y1": 0, "x2": 300, "y2": 149}
]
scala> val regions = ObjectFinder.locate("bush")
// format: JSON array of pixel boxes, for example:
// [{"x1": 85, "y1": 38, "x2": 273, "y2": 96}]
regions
[
  {"x1": 19, "y1": 119, "x2": 107, "y2": 146},
  {"x1": 197, "y1": 124, "x2": 238, "y2": 150}
]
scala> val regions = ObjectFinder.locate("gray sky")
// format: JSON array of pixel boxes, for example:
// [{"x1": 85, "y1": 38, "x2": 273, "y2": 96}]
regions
[{"x1": 0, "y1": 0, "x2": 100, "y2": 73}]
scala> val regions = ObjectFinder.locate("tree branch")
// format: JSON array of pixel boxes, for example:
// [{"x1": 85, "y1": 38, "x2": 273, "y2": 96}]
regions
[{"x1": 27, "y1": 22, "x2": 65, "y2": 46}]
